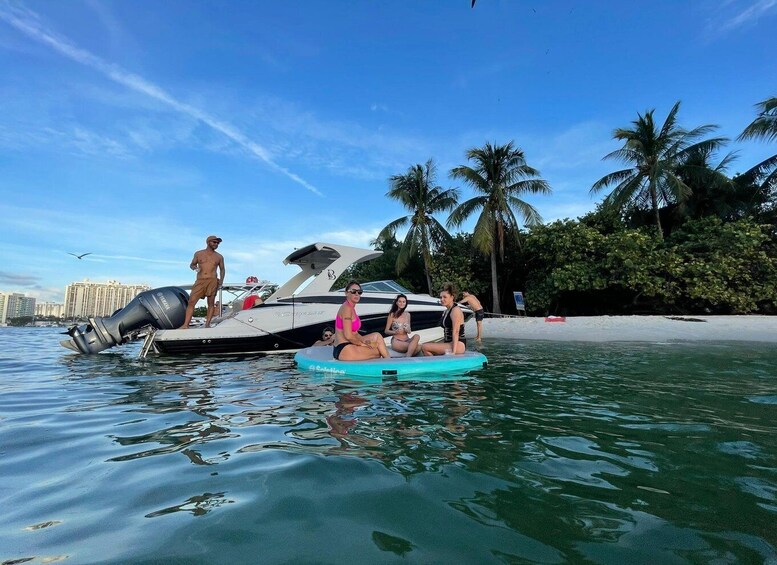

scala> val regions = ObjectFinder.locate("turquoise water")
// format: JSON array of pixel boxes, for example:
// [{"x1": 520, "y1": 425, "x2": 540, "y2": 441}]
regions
[{"x1": 1, "y1": 328, "x2": 776, "y2": 564}]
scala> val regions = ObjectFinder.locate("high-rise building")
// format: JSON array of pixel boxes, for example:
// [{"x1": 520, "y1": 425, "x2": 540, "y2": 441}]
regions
[
  {"x1": 0, "y1": 292, "x2": 37, "y2": 324},
  {"x1": 64, "y1": 279, "x2": 150, "y2": 318},
  {"x1": 35, "y1": 302, "x2": 66, "y2": 318}
]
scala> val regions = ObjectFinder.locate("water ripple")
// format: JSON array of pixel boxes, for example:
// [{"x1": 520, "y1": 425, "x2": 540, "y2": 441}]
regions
[{"x1": 0, "y1": 329, "x2": 776, "y2": 563}]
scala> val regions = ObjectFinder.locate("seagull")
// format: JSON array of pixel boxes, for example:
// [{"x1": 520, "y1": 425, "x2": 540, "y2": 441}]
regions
[{"x1": 68, "y1": 252, "x2": 92, "y2": 260}]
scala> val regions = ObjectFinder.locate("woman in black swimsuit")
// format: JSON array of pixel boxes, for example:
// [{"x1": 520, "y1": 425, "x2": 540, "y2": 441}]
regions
[{"x1": 422, "y1": 282, "x2": 466, "y2": 356}]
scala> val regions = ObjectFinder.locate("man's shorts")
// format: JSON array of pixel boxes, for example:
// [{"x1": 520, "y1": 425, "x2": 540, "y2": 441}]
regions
[
  {"x1": 190, "y1": 278, "x2": 219, "y2": 302},
  {"x1": 475, "y1": 309, "x2": 485, "y2": 322}
]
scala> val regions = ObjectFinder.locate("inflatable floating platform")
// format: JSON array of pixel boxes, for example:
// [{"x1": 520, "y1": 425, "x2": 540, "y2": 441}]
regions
[{"x1": 294, "y1": 346, "x2": 488, "y2": 378}]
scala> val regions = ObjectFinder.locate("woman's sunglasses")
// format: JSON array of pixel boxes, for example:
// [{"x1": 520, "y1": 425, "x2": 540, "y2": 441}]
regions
[{"x1": 348, "y1": 289, "x2": 364, "y2": 295}]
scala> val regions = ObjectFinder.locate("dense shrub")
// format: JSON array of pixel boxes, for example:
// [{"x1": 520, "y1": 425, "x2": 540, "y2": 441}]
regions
[{"x1": 520, "y1": 217, "x2": 777, "y2": 315}]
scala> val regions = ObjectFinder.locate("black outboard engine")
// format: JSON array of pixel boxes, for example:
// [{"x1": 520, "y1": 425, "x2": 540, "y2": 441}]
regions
[{"x1": 61, "y1": 287, "x2": 189, "y2": 354}]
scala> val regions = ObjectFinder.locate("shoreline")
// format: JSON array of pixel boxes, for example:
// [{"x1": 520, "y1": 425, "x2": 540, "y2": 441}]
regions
[{"x1": 468, "y1": 315, "x2": 777, "y2": 344}]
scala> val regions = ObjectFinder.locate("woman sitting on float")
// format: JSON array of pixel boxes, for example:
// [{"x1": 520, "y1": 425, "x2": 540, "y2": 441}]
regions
[
  {"x1": 384, "y1": 293, "x2": 421, "y2": 357},
  {"x1": 332, "y1": 281, "x2": 391, "y2": 361},
  {"x1": 422, "y1": 282, "x2": 466, "y2": 356}
]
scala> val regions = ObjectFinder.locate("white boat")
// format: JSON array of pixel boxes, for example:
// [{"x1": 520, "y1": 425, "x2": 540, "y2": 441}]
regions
[{"x1": 143, "y1": 242, "x2": 463, "y2": 356}]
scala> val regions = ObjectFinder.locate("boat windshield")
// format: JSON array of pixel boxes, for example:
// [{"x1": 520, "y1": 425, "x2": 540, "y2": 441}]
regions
[
  {"x1": 218, "y1": 281, "x2": 277, "y2": 316},
  {"x1": 338, "y1": 280, "x2": 411, "y2": 293}
]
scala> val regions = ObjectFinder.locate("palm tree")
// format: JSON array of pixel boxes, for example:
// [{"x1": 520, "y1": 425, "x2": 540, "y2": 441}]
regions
[
  {"x1": 674, "y1": 146, "x2": 739, "y2": 220},
  {"x1": 738, "y1": 96, "x2": 777, "y2": 195},
  {"x1": 378, "y1": 159, "x2": 460, "y2": 294},
  {"x1": 739, "y1": 97, "x2": 777, "y2": 142},
  {"x1": 591, "y1": 101, "x2": 726, "y2": 239},
  {"x1": 448, "y1": 142, "x2": 550, "y2": 314}
]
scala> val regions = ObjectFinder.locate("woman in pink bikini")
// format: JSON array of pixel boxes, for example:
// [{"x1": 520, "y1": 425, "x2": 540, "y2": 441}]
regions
[{"x1": 333, "y1": 281, "x2": 390, "y2": 361}]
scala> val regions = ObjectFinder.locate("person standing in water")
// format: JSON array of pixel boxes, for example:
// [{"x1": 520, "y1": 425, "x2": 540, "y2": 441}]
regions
[
  {"x1": 179, "y1": 235, "x2": 225, "y2": 329},
  {"x1": 459, "y1": 291, "x2": 484, "y2": 341},
  {"x1": 332, "y1": 281, "x2": 390, "y2": 360}
]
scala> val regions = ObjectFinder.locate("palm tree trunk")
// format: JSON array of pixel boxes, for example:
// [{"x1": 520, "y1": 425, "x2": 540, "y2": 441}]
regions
[
  {"x1": 424, "y1": 255, "x2": 433, "y2": 295},
  {"x1": 650, "y1": 181, "x2": 664, "y2": 239},
  {"x1": 421, "y1": 229, "x2": 433, "y2": 295},
  {"x1": 490, "y1": 242, "x2": 501, "y2": 314}
]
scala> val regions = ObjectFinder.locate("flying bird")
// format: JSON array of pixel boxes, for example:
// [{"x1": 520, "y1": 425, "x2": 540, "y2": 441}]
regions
[{"x1": 68, "y1": 252, "x2": 92, "y2": 259}]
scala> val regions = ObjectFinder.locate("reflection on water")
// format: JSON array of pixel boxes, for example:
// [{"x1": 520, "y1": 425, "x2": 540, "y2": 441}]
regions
[{"x1": 0, "y1": 329, "x2": 776, "y2": 563}]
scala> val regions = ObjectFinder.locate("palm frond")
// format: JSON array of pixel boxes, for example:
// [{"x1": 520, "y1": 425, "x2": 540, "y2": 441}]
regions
[
  {"x1": 427, "y1": 187, "x2": 461, "y2": 213},
  {"x1": 447, "y1": 196, "x2": 488, "y2": 228},
  {"x1": 601, "y1": 147, "x2": 643, "y2": 163},
  {"x1": 738, "y1": 96, "x2": 777, "y2": 142},
  {"x1": 506, "y1": 196, "x2": 543, "y2": 226},
  {"x1": 450, "y1": 165, "x2": 489, "y2": 193},
  {"x1": 427, "y1": 217, "x2": 453, "y2": 245},
  {"x1": 603, "y1": 175, "x2": 645, "y2": 209},
  {"x1": 377, "y1": 216, "x2": 409, "y2": 241},
  {"x1": 508, "y1": 178, "x2": 552, "y2": 196},
  {"x1": 674, "y1": 136, "x2": 727, "y2": 161},
  {"x1": 471, "y1": 211, "x2": 494, "y2": 255},
  {"x1": 396, "y1": 224, "x2": 420, "y2": 272},
  {"x1": 662, "y1": 171, "x2": 692, "y2": 202},
  {"x1": 591, "y1": 169, "x2": 637, "y2": 194},
  {"x1": 742, "y1": 153, "x2": 777, "y2": 183},
  {"x1": 657, "y1": 101, "x2": 682, "y2": 141}
]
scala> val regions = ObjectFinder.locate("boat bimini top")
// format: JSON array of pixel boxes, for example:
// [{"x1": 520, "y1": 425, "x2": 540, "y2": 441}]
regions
[{"x1": 265, "y1": 242, "x2": 382, "y2": 302}]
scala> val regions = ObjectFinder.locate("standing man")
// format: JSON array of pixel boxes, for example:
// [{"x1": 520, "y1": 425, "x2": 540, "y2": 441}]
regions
[
  {"x1": 459, "y1": 291, "x2": 485, "y2": 341},
  {"x1": 179, "y1": 235, "x2": 225, "y2": 329}
]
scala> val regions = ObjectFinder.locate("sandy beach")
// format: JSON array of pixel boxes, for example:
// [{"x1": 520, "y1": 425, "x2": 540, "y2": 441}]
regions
[{"x1": 467, "y1": 315, "x2": 777, "y2": 343}]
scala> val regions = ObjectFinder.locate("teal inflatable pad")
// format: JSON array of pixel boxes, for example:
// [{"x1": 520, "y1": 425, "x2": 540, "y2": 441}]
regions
[{"x1": 294, "y1": 346, "x2": 488, "y2": 378}]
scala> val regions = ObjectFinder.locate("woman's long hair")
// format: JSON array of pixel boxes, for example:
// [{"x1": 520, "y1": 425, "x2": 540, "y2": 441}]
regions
[{"x1": 389, "y1": 294, "x2": 408, "y2": 318}]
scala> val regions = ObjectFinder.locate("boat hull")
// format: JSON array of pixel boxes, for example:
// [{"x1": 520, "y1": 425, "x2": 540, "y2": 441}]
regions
[{"x1": 151, "y1": 295, "x2": 456, "y2": 355}]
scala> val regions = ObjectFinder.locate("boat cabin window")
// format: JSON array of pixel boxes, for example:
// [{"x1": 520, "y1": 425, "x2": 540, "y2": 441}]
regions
[{"x1": 338, "y1": 280, "x2": 411, "y2": 293}]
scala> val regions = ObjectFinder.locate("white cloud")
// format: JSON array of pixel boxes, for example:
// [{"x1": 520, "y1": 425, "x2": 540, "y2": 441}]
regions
[
  {"x1": 241, "y1": 95, "x2": 433, "y2": 180},
  {"x1": 705, "y1": 0, "x2": 777, "y2": 34},
  {"x1": 0, "y1": 1, "x2": 322, "y2": 196}
]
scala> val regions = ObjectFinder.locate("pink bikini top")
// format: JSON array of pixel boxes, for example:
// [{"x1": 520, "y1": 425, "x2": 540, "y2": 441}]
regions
[{"x1": 335, "y1": 302, "x2": 361, "y2": 332}]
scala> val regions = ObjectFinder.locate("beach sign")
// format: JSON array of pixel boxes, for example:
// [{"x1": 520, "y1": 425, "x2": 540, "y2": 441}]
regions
[{"x1": 513, "y1": 291, "x2": 525, "y2": 313}]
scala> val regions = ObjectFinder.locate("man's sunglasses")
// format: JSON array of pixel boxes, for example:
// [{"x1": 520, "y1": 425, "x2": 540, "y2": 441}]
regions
[{"x1": 348, "y1": 289, "x2": 364, "y2": 295}]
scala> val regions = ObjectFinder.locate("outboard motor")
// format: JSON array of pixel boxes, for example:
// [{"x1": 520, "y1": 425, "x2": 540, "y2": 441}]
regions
[{"x1": 61, "y1": 286, "x2": 189, "y2": 354}]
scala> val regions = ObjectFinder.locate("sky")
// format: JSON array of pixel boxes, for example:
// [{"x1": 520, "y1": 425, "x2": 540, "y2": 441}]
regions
[{"x1": 1, "y1": 0, "x2": 775, "y2": 302}]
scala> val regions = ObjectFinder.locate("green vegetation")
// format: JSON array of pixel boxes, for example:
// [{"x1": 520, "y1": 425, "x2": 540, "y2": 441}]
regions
[
  {"x1": 344, "y1": 98, "x2": 777, "y2": 316},
  {"x1": 522, "y1": 216, "x2": 776, "y2": 315},
  {"x1": 193, "y1": 306, "x2": 209, "y2": 317}
]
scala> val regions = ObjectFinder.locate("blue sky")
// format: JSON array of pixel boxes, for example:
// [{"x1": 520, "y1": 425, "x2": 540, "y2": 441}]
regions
[{"x1": 1, "y1": 0, "x2": 775, "y2": 302}]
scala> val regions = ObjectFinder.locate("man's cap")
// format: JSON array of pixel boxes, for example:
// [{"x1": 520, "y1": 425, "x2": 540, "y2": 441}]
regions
[{"x1": 207, "y1": 235, "x2": 222, "y2": 243}]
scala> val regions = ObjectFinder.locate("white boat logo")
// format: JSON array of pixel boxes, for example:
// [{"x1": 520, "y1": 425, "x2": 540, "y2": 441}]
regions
[{"x1": 276, "y1": 310, "x2": 325, "y2": 318}]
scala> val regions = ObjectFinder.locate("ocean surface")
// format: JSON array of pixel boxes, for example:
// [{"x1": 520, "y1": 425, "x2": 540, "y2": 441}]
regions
[{"x1": 1, "y1": 327, "x2": 776, "y2": 564}]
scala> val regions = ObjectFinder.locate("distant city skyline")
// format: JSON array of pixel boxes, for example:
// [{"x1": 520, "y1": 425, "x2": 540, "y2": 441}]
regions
[
  {"x1": 64, "y1": 279, "x2": 149, "y2": 318},
  {"x1": 1, "y1": 1, "x2": 775, "y2": 302},
  {"x1": 35, "y1": 300, "x2": 65, "y2": 318},
  {"x1": 0, "y1": 291, "x2": 36, "y2": 324}
]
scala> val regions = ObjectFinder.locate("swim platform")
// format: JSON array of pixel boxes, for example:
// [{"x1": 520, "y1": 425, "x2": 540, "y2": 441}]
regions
[{"x1": 294, "y1": 346, "x2": 488, "y2": 378}]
